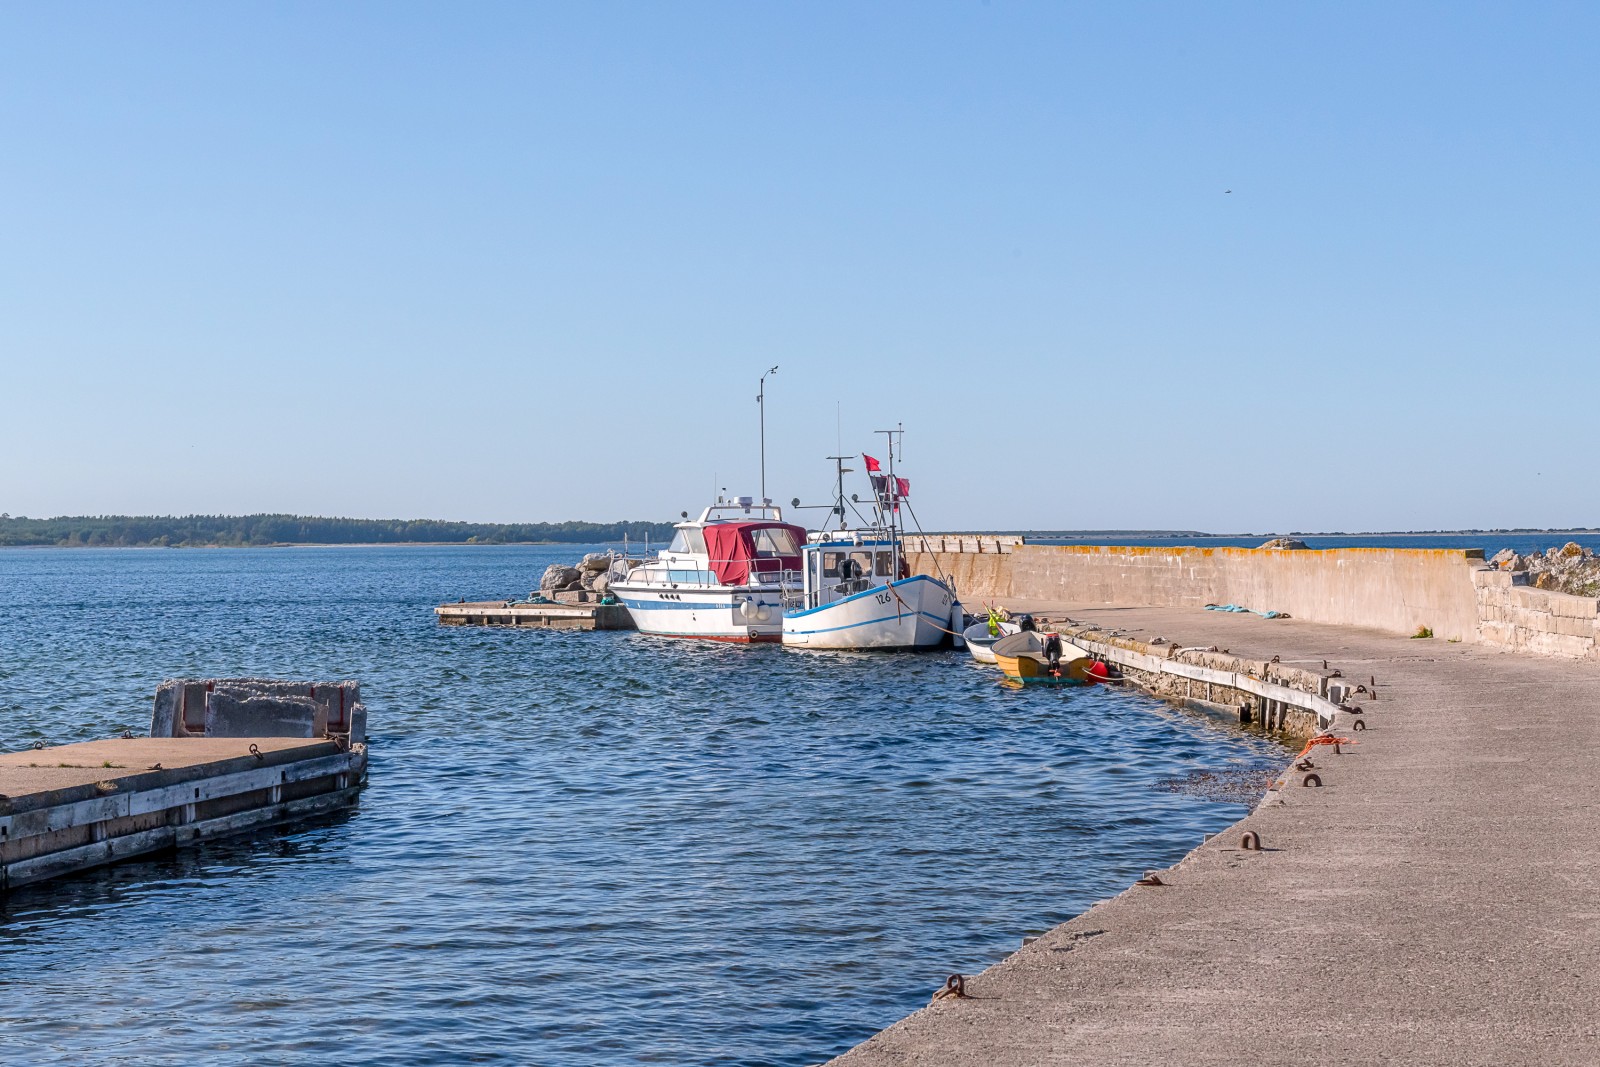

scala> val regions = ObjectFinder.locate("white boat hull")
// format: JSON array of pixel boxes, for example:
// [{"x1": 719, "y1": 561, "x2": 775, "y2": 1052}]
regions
[
  {"x1": 963, "y1": 620, "x2": 1021, "y2": 664},
  {"x1": 782, "y1": 575, "x2": 954, "y2": 650},
  {"x1": 612, "y1": 584, "x2": 787, "y2": 642}
]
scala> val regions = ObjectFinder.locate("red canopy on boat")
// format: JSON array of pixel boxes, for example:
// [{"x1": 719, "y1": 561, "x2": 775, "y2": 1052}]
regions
[{"x1": 703, "y1": 522, "x2": 805, "y2": 586}]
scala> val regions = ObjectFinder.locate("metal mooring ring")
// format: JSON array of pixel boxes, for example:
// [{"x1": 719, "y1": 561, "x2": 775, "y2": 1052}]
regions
[
  {"x1": 1352, "y1": 719, "x2": 1367, "y2": 731},
  {"x1": 1240, "y1": 831, "x2": 1262, "y2": 851},
  {"x1": 1302, "y1": 773, "x2": 1322, "y2": 788}
]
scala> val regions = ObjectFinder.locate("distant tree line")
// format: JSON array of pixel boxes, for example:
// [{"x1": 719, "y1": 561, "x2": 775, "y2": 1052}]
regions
[{"x1": 0, "y1": 513, "x2": 678, "y2": 548}]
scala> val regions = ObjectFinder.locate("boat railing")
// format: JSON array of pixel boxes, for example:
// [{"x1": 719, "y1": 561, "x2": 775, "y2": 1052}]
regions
[
  {"x1": 785, "y1": 575, "x2": 877, "y2": 611},
  {"x1": 612, "y1": 562, "x2": 803, "y2": 589}
]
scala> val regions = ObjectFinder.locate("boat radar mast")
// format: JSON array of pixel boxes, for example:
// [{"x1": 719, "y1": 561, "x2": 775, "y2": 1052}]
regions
[{"x1": 786, "y1": 454, "x2": 857, "y2": 530}]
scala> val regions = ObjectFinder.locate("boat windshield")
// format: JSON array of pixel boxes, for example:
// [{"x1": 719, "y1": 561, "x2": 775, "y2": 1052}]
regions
[
  {"x1": 668, "y1": 527, "x2": 707, "y2": 555},
  {"x1": 750, "y1": 527, "x2": 800, "y2": 557}
]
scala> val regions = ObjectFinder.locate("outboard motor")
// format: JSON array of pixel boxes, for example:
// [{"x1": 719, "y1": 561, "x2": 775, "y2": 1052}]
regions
[
  {"x1": 1043, "y1": 633, "x2": 1063, "y2": 671},
  {"x1": 1018, "y1": 614, "x2": 1037, "y2": 633}
]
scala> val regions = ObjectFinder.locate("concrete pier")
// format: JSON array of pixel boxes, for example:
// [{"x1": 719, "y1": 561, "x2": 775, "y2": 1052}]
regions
[
  {"x1": 830, "y1": 603, "x2": 1600, "y2": 1066},
  {"x1": 1038, "y1": 617, "x2": 1346, "y2": 738},
  {"x1": 0, "y1": 738, "x2": 364, "y2": 891},
  {"x1": 435, "y1": 599, "x2": 635, "y2": 630},
  {"x1": 1, "y1": 677, "x2": 369, "y2": 891}
]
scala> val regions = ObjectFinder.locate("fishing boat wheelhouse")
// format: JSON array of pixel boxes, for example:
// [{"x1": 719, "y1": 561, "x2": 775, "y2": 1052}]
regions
[
  {"x1": 780, "y1": 433, "x2": 961, "y2": 651},
  {"x1": 609, "y1": 499, "x2": 805, "y2": 642}
]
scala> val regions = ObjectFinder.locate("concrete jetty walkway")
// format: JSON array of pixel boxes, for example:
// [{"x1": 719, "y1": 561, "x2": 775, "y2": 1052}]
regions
[{"x1": 832, "y1": 604, "x2": 1600, "y2": 1066}]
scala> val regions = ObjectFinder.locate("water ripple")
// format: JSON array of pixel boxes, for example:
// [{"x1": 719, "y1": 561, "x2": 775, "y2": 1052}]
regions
[{"x1": 0, "y1": 545, "x2": 1287, "y2": 1066}]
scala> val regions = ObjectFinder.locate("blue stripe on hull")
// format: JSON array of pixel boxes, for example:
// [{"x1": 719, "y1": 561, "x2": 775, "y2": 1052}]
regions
[
  {"x1": 782, "y1": 575, "x2": 948, "y2": 620},
  {"x1": 616, "y1": 598, "x2": 736, "y2": 612},
  {"x1": 782, "y1": 609, "x2": 947, "y2": 637}
]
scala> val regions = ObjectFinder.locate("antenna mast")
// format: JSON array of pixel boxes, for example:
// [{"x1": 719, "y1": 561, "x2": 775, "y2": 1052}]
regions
[
  {"x1": 826, "y1": 455, "x2": 854, "y2": 530},
  {"x1": 875, "y1": 423, "x2": 905, "y2": 572}
]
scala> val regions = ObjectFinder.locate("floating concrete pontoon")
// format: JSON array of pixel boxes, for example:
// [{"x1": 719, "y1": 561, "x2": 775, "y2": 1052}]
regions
[
  {"x1": 435, "y1": 600, "x2": 635, "y2": 630},
  {"x1": 0, "y1": 678, "x2": 368, "y2": 891}
]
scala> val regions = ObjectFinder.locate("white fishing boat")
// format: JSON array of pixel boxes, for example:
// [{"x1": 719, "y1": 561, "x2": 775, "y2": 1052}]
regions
[
  {"x1": 610, "y1": 498, "x2": 806, "y2": 643},
  {"x1": 781, "y1": 433, "x2": 961, "y2": 651},
  {"x1": 963, "y1": 617, "x2": 1021, "y2": 664}
]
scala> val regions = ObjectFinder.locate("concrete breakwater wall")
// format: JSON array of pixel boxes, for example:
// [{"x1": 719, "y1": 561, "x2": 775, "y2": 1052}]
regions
[{"x1": 910, "y1": 543, "x2": 1600, "y2": 659}]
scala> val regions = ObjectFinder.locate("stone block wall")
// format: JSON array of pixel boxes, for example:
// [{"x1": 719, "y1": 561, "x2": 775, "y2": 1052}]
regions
[{"x1": 1473, "y1": 569, "x2": 1600, "y2": 659}]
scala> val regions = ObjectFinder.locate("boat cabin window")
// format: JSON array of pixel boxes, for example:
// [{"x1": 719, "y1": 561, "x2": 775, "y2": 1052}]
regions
[
  {"x1": 668, "y1": 527, "x2": 707, "y2": 555},
  {"x1": 821, "y1": 550, "x2": 874, "y2": 577},
  {"x1": 750, "y1": 527, "x2": 800, "y2": 557},
  {"x1": 875, "y1": 551, "x2": 893, "y2": 577}
]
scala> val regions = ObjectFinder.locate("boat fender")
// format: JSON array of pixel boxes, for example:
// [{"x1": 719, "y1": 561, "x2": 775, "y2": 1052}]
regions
[{"x1": 739, "y1": 600, "x2": 755, "y2": 620}]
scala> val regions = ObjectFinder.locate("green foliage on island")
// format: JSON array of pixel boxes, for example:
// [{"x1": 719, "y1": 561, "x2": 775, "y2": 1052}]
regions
[{"x1": 0, "y1": 514, "x2": 678, "y2": 548}]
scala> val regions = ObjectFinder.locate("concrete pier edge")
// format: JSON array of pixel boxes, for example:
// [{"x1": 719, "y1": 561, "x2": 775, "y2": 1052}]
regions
[{"x1": 828, "y1": 601, "x2": 1600, "y2": 1066}]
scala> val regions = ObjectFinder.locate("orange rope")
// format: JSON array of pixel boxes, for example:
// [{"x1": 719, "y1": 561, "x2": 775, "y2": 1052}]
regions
[{"x1": 1296, "y1": 734, "x2": 1355, "y2": 759}]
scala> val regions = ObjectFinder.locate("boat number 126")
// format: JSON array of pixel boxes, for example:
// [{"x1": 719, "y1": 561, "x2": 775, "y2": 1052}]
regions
[{"x1": 874, "y1": 591, "x2": 892, "y2": 605}]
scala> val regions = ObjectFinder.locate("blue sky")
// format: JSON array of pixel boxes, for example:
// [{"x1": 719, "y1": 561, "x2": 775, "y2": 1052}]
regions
[{"x1": 2, "y1": 2, "x2": 1594, "y2": 531}]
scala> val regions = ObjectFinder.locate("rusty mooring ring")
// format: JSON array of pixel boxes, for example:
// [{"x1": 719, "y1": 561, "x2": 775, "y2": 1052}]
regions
[
  {"x1": 1240, "y1": 831, "x2": 1262, "y2": 851},
  {"x1": 1352, "y1": 718, "x2": 1367, "y2": 731},
  {"x1": 1302, "y1": 773, "x2": 1322, "y2": 788}
]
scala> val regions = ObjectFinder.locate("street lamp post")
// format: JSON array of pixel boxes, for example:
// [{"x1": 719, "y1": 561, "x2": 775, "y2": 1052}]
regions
[{"x1": 758, "y1": 365, "x2": 779, "y2": 503}]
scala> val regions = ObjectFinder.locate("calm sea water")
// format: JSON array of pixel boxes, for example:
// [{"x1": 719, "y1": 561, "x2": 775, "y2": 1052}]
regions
[{"x1": 0, "y1": 546, "x2": 1287, "y2": 1067}]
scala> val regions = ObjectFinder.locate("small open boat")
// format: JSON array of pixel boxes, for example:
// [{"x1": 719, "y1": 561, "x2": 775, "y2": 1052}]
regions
[
  {"x1": 992, "y1": 631, "x2": 1108, "y2": 686},
  {"x1": 963, "y1": 618, "x2": 1020, "y2": 664}
]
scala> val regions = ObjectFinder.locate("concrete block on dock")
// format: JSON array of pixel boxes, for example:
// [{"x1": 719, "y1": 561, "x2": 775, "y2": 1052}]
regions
[
  {"x1": 150, "y1": 683, "x2": 179, "y2": 738},
  {"x1": 151, "y1": 678, "x2": 362, "y2": 740},
  {"x1": 150, "y1": 680, "x2": 214, "y2": 737},
  {"x1": 203, "y1": 692, "x2": 317, "y2": 739}
]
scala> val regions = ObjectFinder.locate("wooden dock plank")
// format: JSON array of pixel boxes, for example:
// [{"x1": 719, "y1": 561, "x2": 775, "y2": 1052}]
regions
[{"x1": 434, "y1": 600, "x2": 635, "y2": 630}]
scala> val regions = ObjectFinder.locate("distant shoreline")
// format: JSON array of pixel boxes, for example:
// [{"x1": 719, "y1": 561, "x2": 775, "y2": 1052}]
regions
[
  {"x1": 0, "y1": 514, "x2": 677, "y2": 549},
  {"x1": 3, "y1": 529, "x2": 1597, "y2": 551}
]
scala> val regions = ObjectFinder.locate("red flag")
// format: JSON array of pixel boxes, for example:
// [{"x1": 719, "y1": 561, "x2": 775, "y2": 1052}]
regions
[
  {"x1": 863, "y1": 454, "x2": 881, "y2": 473},
  {"x1": 895, "y1": 477, "x2": 910, "y2": 499}
]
